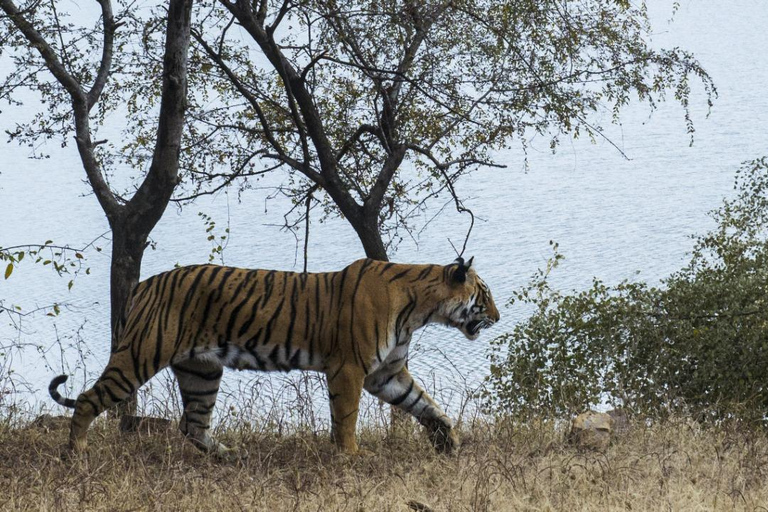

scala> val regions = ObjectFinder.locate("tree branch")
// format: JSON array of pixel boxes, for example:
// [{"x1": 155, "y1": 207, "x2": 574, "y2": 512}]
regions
[
  {"x1": 336, "y1": 123, "x2": 382, "y2": 162},
  {"x1": 299, "y1": 49, "x2": 328, "y2": 81},
  {"x1": 222, "y1": 0, "x2": 361, "y2": 218},
  {"x1": 302, "y1": 183, "x2": 319, "y2": 273},
  {"x1": 191, "y1": 29, "x2": 321, "y2": 180},
  {"x1": 0, "y1": 0, "x2": 84, "y2": 100},
  {"x1": 405, "y1": 143, "x2": 506, "y2": 171},
  {"x1": 401, "y1": 143, "x2": 487, "y2": 256},
  {"x1": 173, "y1": 157, "x2": 282, "y2": 202},
  {"x1": 0, "y1": 0, "x2": 122, "y2": 219},
  {"x1": 439, "y1": 167, "x2": 474, "y2": 258},
  {"x1": 266, "y1": 0, "x2": 291, "y2": 35},
  {"x1": 87, "y1": 0, "x2": 116, "y2": 109},
  {"x1": 1, "y1": 233, "x2": 108, "y2": 254},
  {"x1": 366, "y1": 144, "x2": 406, "y2": 215},
  {"x1": 126, "y1": 0, "x2": 193, "y2": 225},
  {"x1": 231, "y1": 2, "x2": 314, "y2": 168}
]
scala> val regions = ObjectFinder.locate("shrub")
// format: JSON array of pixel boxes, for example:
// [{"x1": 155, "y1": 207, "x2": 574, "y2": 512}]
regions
[{"x1": 483, "y1": 157, "x2": 768, "y2": 423}]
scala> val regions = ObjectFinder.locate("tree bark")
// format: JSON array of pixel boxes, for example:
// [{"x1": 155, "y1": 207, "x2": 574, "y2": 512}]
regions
[
  {"x1": 109, "y1": 225, "x2": 145, "y2": 339},
  {"x1": 348, "y1": 215, "x2": 388, "y2": 262},
  {"x1": 108, "y1": 223, "x2": 147, "y2": 415}
]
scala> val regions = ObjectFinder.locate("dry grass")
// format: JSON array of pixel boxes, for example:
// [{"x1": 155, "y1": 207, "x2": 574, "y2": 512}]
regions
[{"x1": 2, "y1": 414, "x2": 768, "y2": 511}]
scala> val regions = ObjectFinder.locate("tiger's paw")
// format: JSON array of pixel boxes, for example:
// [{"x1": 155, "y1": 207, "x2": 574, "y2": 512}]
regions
[
  {"x1": 59, "y1": 443, "x2": 87, "y2": 463},
  {"x1": 334, "y1": 445, "x2": 375, "y2": 460},
  {"x1": 211, "y1": 443, "x2": 248, "y2": 463},
  {"x1": 431, "y1": 427, "x2": 459, "y2": 454},
  {"x1": 424, "y1": 419, "x2": 460, "y2": 455}
]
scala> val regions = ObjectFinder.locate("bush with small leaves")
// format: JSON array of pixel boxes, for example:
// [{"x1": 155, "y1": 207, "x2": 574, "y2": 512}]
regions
[{"x1": 483, "y1": 157, "x2": 768, "y2": 424}]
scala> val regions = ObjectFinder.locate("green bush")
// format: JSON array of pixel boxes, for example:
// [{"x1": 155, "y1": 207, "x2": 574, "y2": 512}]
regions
[{"x1": 483, "y1": 157, "x2": 768, "y2": 423}]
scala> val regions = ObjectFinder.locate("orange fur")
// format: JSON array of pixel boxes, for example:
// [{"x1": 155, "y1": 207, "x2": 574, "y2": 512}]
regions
[{"x1": 50, "y1": 258, "x2": 499, "y2": 456}]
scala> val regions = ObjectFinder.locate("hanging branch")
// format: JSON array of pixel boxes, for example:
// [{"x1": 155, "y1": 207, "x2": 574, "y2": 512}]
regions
[
  {"x1": 303, "y1": 184, "x2": 318, "y2": 273},
  {"x1": 439, "y1": 167, "x2": 475, "y2": 258},
  {"x1": 403, "y1": 142, "x2": 485, "y2": 258}
]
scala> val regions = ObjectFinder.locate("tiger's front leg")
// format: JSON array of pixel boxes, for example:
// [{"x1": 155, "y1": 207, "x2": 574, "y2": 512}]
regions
[
  {"x1": 326, "y1": 364, "x2": 365, "y2": 454},
  {"x1": 171, "y1": 358, "x2": 236, "y2": 460},
  {"x1": 364, "y1": 366, "x2": 459, "y2": 454}
]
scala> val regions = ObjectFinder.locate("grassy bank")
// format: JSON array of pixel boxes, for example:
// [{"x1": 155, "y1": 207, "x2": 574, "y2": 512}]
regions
[{"x1": 2, "y1": 415, "x2": 768, "y2": 511}]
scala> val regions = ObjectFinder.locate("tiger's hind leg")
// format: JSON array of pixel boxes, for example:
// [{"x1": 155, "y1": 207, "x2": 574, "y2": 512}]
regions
[
  {"x1": 68, "y1": 350, "x2": 147, "y2": 454},
  {"x1": 172, "y1": 358, "x2": 234, "y2": 459}
]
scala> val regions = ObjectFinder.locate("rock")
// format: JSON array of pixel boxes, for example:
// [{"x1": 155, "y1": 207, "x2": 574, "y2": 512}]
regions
[
  {"x1": 407, "y1": 500, "x2": 435, "y2": 512},
  {"x1": 119, "y1": 415, "x2": 173, "y2": 434},
  {"x1": 569, "y1": 411, "x2": 612, "y2": 452},
  {"x1": 28, "y1": 414, "x2": 70, "y2": 431}
]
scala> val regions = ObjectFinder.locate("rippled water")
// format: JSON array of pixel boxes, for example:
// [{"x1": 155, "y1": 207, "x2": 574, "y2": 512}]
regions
[{"x1": 2, "y1": 0, "x2": 767, "y2": 415}]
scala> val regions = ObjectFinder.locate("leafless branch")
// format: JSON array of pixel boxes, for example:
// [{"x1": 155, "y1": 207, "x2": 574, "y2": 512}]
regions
[
  {"x1": 49, "y1": 0, "x2": 71, "y2": 73},
  {"x1": 0, "y1": 303, "x2": 65, "y2": 318},
  {"x1": 401, "y1": 144, "x2": 477, "y2": 256},
  {"x1": 576, "y1": 115, "x2": 631, "y2": 161},
  {"x1": 267, "y1": 0, "x2": 291, "y2": 35},
  {"x1": 0, "y1": 0, "x2": 123, "y2": 219},
  {"x1": 217, "y1": 12, "x2": 235, "y2": 55},
  {"x1": 299, "y1": 49, "x2": 328, "y2": 81},
  {"x1": 88, "y1": 0, "x2": 117, "y2": 109},
  {"x1": 0, "y1": 0, "x2": 84, "y2": 100},
  {"x1": 302, "y1": 184, "x2": 319, "y2": 273},
  {"x1": 172, "y1": 155, "x2": 281, "y2": 202},
  {"x1": 192, "y1": 28, "x2": 323, "y2": 184},
  {"x1": 405, "y1": 143, "x2": 506, "y2": 171},
  {"x1": 366, "y1": 145, "x2": 407, "y2": 214}
]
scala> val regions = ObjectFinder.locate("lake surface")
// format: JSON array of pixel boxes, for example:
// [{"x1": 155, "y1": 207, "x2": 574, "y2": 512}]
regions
[{"x1": 2, "y1": 0, "x2": 767, "y2": 418}]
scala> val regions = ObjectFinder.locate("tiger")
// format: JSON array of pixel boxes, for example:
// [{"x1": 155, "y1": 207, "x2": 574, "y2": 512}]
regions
[{"x1": 49, "y1": 256, "x2": 499, "y2": 458}]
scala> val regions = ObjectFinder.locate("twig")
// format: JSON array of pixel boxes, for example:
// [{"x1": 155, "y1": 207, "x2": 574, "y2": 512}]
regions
[
  {"x1": 303, "y1": 184, "x2": 318, "y2": 273},
  {"x1": 0, "y1": 231, "x2": 110, "y2": 255}
]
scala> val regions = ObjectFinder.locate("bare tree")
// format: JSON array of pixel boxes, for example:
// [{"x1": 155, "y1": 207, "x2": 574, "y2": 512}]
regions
[{"x1": 0, "y1": 0, "x2": 194, "y2": 411}]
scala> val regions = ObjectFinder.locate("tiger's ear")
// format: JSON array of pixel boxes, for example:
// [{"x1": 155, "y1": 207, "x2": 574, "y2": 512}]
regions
[{"x1": 451, "y1": 256, "x2": 474, "y2": 283}]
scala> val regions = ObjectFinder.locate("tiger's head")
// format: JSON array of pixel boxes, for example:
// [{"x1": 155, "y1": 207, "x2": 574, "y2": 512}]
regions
[{"x1": 437, "y1": 257, "x2": 500, "y2": 340}]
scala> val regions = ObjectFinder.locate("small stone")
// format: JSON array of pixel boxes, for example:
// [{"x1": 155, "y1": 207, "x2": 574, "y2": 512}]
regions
[
  {"x1": 119, "y1": 415, "x2": 173, "y2": 434},
  {"x1": 407, "y1": 500, "x2": 435, "y2": 512},
  {"x1": 28, "y1": 414, "x2": 70, "y2": 431},
  {"x1": 570, "y1": 411, "x2": 613, "y2": 452}
]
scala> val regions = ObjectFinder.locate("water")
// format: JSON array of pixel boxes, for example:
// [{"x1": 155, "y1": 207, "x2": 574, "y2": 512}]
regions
[{"x1": 1, "y1": 0, "x2": 767, "y2": 416}]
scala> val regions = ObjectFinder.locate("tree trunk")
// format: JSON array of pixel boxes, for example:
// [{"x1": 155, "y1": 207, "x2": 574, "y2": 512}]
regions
[
  {"x1": 0, "y1": 0, "x2": 192, "y2": 417},
  {"x1": 109, "y1": 223, "x2": 146, "y2": 347},
  {"x1": 108, "y1": 221, "x2": 148, "y2": 415},
  {"x1": 110, "y1": 0, "x2": 193, "y2": 415},
  {"x1": 349, "y1": 214, "x2": 388, "y2": 262}
]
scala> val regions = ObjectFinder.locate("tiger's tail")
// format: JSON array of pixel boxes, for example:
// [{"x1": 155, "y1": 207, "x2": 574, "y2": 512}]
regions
[{"x1": 49, "y1": 375, "x2": 77, "y2": 408}]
